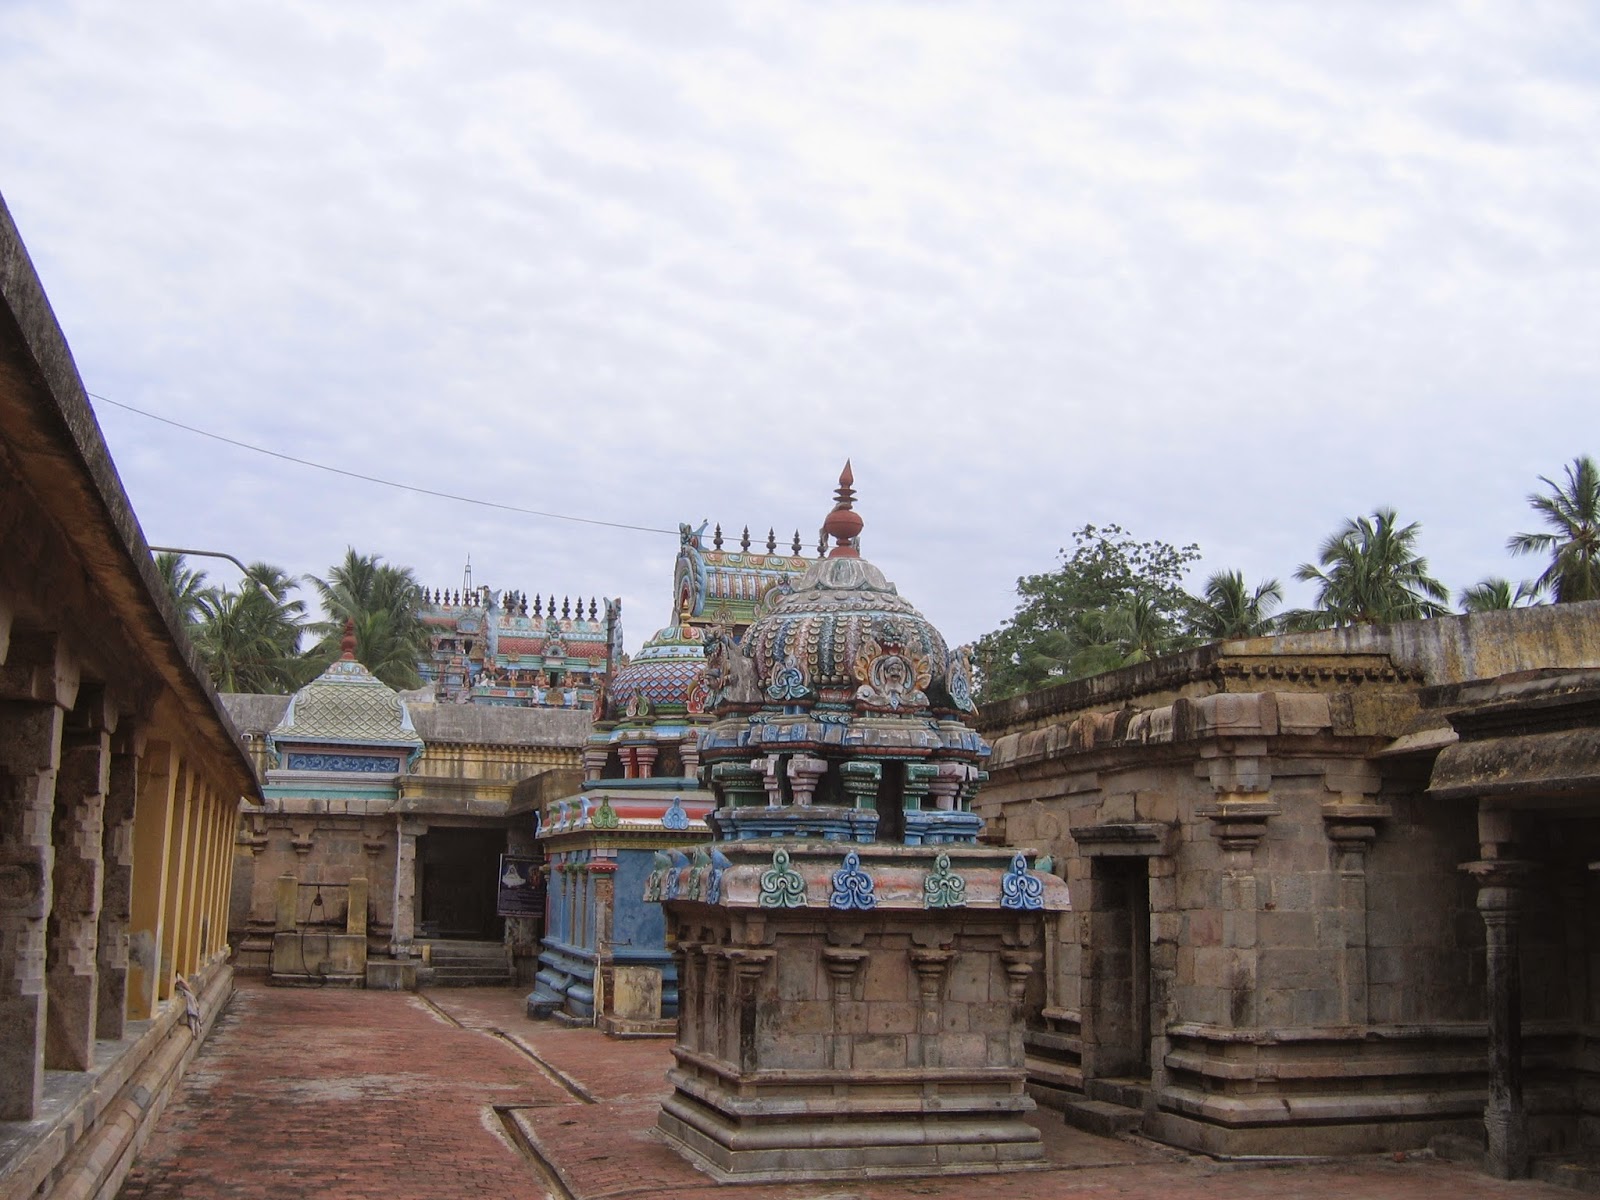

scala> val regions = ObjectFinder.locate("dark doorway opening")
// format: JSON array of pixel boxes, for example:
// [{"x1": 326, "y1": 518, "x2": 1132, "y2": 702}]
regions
[
  {"x1": 1090, "y1": 856, "x2": 1151, "y2": 1078},
  {"x1": 876, "y1": 762, "x2": 906, "y2": 843},
  {"x1": 418, "y1": 826, "x2": 505, "y2": 940}
]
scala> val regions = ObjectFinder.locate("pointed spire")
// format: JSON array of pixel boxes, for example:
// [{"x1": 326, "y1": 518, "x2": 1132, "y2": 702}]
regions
[
  {"x1": 562, "y1": 596, "x2": 571, "y2": 619},
  {"x1": 740, "y1": 525, "x2": 751, "y2": 552},
  {"x1": 340, "y1": 617, "x2": 357, "y2": 661},
  {"x1": 792, "y1": 530, "x2": 802, "y2": 554},
  {"x1": 821, "y1": 460, "x2": 863, "y2": 558},
  {"x1": 713, "y1": 523, "x2": 724, "y2": 550},
  {"x1": 766, "y1": 528, "x2": 777, "y2": 552}
]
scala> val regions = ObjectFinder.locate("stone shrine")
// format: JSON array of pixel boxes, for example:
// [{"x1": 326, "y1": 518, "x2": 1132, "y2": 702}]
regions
[
  {"x1": 530, "y1": 524, "x2": 815, "y2": 1030},
  {"x1": 654, "y1": 466, "x2": 1069, "y2": 1181},
  {"x1": 529, "y1": 612, "x2": 716, "y2": 1029}
]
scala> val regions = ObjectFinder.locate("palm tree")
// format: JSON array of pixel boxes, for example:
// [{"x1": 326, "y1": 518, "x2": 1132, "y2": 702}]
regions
[
  {"x1": 153, "y1": 551, "x2": 212, "y2": 628},
  {"x1": 308, "y1": 549, "x2": 430, "y2": 689},
  {"x1": 1507, "y1": 455, "x2": 1600, "y2": 603},
  {"x1": 186, "y1": 561, "x2": 307, "y2": 693},
  {"x1": 1193, "y1": 570, "x2": 1284, "y2": 639},
  {"x1": 1294, "y1": 508, "x2": 1449, "y2": 626},
  {"x1": 1458, "y1": 577, "x2": 1545, "y2": 613}
]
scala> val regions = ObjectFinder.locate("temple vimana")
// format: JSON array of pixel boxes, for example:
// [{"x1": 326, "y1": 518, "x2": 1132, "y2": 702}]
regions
[{"x1": 6, "y1": 192, "x2": 1600, "y2": 1199}]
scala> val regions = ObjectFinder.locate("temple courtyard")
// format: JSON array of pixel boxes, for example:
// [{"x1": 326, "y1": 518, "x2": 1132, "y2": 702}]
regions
[{"x1": 115, "y1": 982, "x2": 1580, "y2": 1200}]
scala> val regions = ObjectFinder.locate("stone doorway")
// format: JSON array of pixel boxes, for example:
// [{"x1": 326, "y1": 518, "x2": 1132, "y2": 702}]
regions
[
  {"x1": 1089, "y1": 855, "x2": 1151, "y2": 1080},
  {"x1": 417, "y1": 826, "x2": 505, "y2": 941}
]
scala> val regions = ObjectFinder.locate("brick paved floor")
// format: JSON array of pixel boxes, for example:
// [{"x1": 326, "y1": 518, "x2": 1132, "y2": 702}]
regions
[{"x1": 120, "y1": 980, "x2": 1579, "y2": 1200}]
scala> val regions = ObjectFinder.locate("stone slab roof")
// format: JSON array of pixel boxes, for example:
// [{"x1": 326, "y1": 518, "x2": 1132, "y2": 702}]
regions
[
  {"x1": 408, "y1": 702, "x2": 593, "y2": 747},
  {"x1": 220, "y1": 693, "x2": 292, "y2": 733},
  {"x1": 221, "y1": 693, "x2": 591, "y2": 748}
]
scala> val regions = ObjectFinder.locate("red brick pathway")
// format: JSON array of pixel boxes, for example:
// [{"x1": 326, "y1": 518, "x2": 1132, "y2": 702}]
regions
[
  {"x1": 118, "y1": 981, "x2": 567, "y2": 1199},
  {"x1": 121, "y1": 980, "x2": 1578, "y2": 1200}
]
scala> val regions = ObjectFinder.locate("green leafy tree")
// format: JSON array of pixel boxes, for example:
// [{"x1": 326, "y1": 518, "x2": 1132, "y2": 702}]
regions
[
  {"x1": 194, "y1": 563, "x2": 308, "y2": 692},
  {"x1": 1291, "y1": 508, "x2": 1448, "y2": 627},
  {"x1": 153, "y1": 551, "x2": 212, "y2": 628},
  {"x1": 975, "y1": 524, "x2": 1201, "y2": 700},
  {"x1": 1192, "y1": 570, "x2": 1284, "y2": 640},
  {"x1": 1507, "y1": 455, "x2": 1600, "y2": 603},
  {"x1": 1458, "y1": 577, "x2": 1545, "y2": 613},
  {"x1": 308, "y1": 548, "x2": 430, "y2": 689}
]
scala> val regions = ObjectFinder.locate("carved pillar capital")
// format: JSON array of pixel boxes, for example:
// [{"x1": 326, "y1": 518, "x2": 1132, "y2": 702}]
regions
[
  {"x1": 1197, "y1": 796, "x2": 1280, "y2": 854},
  {"x1": 787, "y1": 754, "x2": 827, "y2": 807},
  {"x1": 908, "y1": 947, "x2": 955, "y2": 997},
  {"x1": 821, "y1": 946, "x2": 869, "y2": 999}
]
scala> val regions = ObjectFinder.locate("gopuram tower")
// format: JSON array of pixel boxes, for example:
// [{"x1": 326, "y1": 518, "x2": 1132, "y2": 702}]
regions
[{"x1": 652, "y1": 464, "x2": 1069, "y2": 1181}]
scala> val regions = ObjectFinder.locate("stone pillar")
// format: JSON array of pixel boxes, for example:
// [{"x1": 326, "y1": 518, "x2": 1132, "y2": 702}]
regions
[
  {"x1": 1000, "y1": 950, "x2": 1040, "y2": 1061},
  {"x1": 1198, "y1": 794, "x2": 1278, "y2": 1029},
  {"x1": 757, "y1": 756, "x2": 784, "y2": 807},
  {"x1": 173, "y1": 780, "x2": 206, "y2": 976},
  {"x1": 0, "y1": 697, "x2": 65, "y2": 1120},
  {"x1": 592, "y1": 862, "x2": 617, "y2": 986},
  {"x1": 928, "y1": 765, "x2": 962, "y2": 812},
  {"x1": 703, "y1": 949, "x2": 729, "y2": 1062},
  {"x1": 787, "y1": 755, "x2": 827, "y2": 807},
  {"x1": 727, "y1": 949, "x2": 774, "y2": 1073},
  {"x1": 127, "y1": 743, "x2": 177, "y2": 1021},
  {"x1": 1465, "y1": 858, "x2": 1535, "y2": 1180},
  {"x1": 47, "y1": 688, "x2": 115, "y2": 1071},
  {"x1": 676, "y1": 940, "x2": 703, "y2": 1050},
  {"x1": 391, "y1": 818, "x2": 422, "y2": 955},
  {"x1": 709, "y1": 762, "x2": 764, "y2": 809},
  {"x1": 903, "y1": 763, "x2": 936, "y2": 815},
  {"x1": 157, "y1": 771, "x2": 193, "y2": 997},
  {"x1": 841, "y1": 760, "x2": 881, "y2": 811},
  {"x1": 274, "y1": 873, "x2": 298, "y2": 932},
  {"x1": 633, "y1": 746, "x2": 658, "y2": 780},
  {"x1": 97, "y1": 725, "x2": 143, "y2": 1040},
  {"x1": 347, "y1": 876, "x2": 368, "y2": 937},
  {"x1": 821, "y1": 946, "x2": 869, "y2": 1070},
  {"x1": 909, "y1": 947, "x2": 954, "y2": 1067},
  {"x1": 1323, "y1": 802, "x2": 1387, "y2": 1026}
]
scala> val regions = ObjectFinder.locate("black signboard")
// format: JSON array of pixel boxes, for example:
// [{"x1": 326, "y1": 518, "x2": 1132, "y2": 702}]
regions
[{"x1": 496, "y1": 854, "x2": 545, "y2": 917}]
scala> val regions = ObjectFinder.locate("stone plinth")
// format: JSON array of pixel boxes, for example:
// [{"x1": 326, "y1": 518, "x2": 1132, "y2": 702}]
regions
[{"x1": 655, "y1": 840, "x2": 1067, "y2": 1181}]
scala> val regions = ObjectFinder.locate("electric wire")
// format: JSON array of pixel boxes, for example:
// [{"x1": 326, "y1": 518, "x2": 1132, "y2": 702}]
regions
[{"x1": 87, "y1": 392, "x2": 678, "y2": 536}]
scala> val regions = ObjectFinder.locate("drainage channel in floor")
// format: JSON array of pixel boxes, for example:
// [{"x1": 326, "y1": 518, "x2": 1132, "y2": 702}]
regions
[
  {"x1": 491, "y1": 1029, "x2": 598, "y2": 1104},
  {"x1": 411, "y1": 992, "x2": 598, "y2": 1104},
  {"x1": 495, "y1": 1106, "x2": 578, "y2": 1200}
]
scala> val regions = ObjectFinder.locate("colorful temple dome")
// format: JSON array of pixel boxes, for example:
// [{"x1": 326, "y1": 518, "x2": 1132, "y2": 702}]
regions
[
  {"x1": 741, "y1": 556, "x2": 972, "y2": 717},
  {"x1": 696, "y1": 464, "x2": 985, "y2": 846},
  {"x1": 715, "y1": 464, "x2": 976, "y2": 717},
  {"x1": 272, "y1": 630, "x2": 423, "y2": 752},
  {"x1": 605, "y1": 618, "x2": 708, "y2": 720}
]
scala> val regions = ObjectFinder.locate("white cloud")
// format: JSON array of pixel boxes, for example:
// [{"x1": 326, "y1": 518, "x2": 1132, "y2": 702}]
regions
[{"x1": 3, "y1": 0, "x2": 1598, "y2": 649}]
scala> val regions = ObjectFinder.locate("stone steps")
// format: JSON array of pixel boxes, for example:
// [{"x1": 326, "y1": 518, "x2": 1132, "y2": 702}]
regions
[
  {"x1": 1061, "y1": 1097, "x2": 1145, "y2": 1138},
  {"x1": 1063, "y1": 1077, "x2": 1149, "y2": 1139},
  {"x1": 418, "y1": 939, "x2": 512, "y2": 988}
]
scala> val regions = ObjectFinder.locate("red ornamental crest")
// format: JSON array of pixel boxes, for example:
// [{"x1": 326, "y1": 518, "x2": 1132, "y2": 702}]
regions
[{"x1": 686, "y1": 669, "x2": 711, "y2": 715}]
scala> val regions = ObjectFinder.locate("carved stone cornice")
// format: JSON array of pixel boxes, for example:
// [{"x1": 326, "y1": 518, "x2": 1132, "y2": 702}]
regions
[{"x1": 1073, "y1": 821, "x2": 1173, "y2": 857}]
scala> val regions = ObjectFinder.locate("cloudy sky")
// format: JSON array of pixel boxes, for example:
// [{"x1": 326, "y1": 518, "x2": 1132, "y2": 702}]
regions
[{"x1": 2, "y1": 1, "x2": 1597, "y2": 653}]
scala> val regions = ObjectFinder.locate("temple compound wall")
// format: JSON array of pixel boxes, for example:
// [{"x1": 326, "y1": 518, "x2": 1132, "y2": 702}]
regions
[
  {"x1": 976, "y1": 603, "x2": 1600, "y2": 1175},
  {"x1": 224, "y1": 692, "x2": 588, "y2": 983},
  {"x1": 0, "y1": 196, "x2": 260, "y2": 1200}
]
